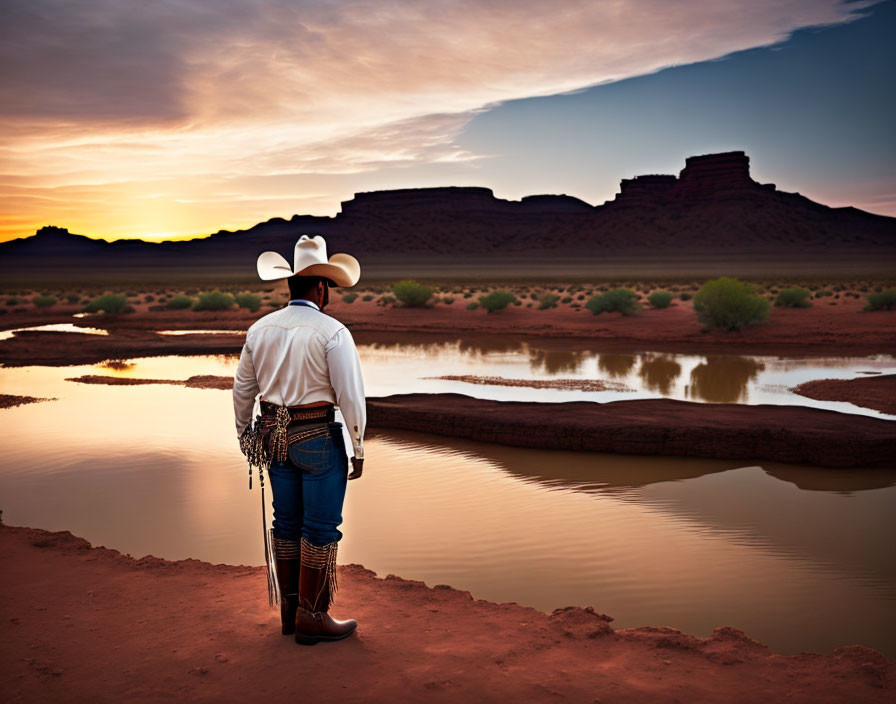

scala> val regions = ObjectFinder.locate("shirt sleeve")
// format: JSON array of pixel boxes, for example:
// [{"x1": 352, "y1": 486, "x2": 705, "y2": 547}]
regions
[
  {"x1": 233, "y1": 340, "x2": 260, "y2": 437},
  {"x1": 326, "y1": 326, "x2": 366, "y2": 459}
]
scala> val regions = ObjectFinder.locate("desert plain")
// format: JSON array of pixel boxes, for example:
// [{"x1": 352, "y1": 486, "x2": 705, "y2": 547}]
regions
[{"x1": 2, "y1": 274, "x2": 895, "y2": 703}]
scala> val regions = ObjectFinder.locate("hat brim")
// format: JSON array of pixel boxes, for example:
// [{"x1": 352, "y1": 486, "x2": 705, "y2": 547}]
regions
[
  {"x1": 257, "y1": 251, "x2": 294, "y2": 281},
  {"x1": 296, "y1": 253, "x2": 360, "y2": 287}
]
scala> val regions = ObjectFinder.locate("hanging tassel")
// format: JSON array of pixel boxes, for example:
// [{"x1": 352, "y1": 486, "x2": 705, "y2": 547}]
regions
[
  {"x1": 265, "y1": 526, "x2": 281, "y2": 607},
  {"x1": 300, "y1": 538, "x2": 339, "y2": 609},
  {"x1": 326, "y1": 541, "x2": 338, "y2": 608},
  {"x1": 260, "y1": 479, "x2": 279, "y2": 608}
]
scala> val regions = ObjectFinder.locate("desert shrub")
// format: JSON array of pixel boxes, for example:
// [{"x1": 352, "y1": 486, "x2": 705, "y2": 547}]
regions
[
  {"x1": 538, "y1": 293, "x2": 560, "y2": 309},
  {"x1": 775, "y1": 287, "x2": 812, "y2": 308},
  {"x1": 693, "y1": 277, "x2": 770, "y2": 331},
  {"x1": 561, "y1": 296, "x2": 573, "y2": 304},
  {"x1": 66, "y1": 293, "x2": 80, "y2": 303},
  {"x1": 463, "y1": 292, "x2": 472, "y2": 298},
  {"x1": 864, "y1": 289, "x2": 896, "y2": 311},
  {"x1": 32, "y1": 295, "x2": 57, "y2": 308},
  {"x1": 85, "y1": 293, "x2": 129, "y2": 314},
  {"x1": 392, "y1": 280, "x2": 433, "y2": 307},
  {"x1": 144, "y1": 294, "x2": 155, "y2": 303},
  {"x1": 6, "y1": 297, "x2": 18, "y2": 306},
  {"x1": 165, "y1": 295, "x2": 193, "y2": 310},
  {"x1": 441, "y1": 296, "x2": 455, "y2": 305},
  {"x1": 648, "y1": 291, "x2": 674, "y2": 309},
  {"x1": 377, "y1": 294, "x2": 397, "y2": 307},
  {"x1": 234, "y1": 293, "x2": 261, "y2": 311},
  {"x1": 585, "y1": 288, "x2": 640, "y2": 316},
  {"x1": 362, "y1": 294, "x2": 375, "y2": 301},
  {"x1": 679, "y1": 292, "x2": 692, "y2": 301},
  {"x1": 466, "y1": 301, "x2": 480, "y2": 310},
  {"x1": 478, "y1": 290, "x2": 516, "y2": 313},
  {"x1": 341, "y1": 292, "x2": 358, "y2": 304},
  {"x1": 193, "y1": 291, "x2": 234, "y2": 311}
]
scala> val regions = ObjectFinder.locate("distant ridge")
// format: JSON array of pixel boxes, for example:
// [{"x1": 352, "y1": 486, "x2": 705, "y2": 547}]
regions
[{"x1": 2, "y1": 151, "x2": 894, "y2": 279}]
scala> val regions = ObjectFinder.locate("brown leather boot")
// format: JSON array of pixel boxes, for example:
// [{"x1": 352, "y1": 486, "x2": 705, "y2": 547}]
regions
[
  {"x1": 272, "y1": 536, "x2": 300, "y2": 635},
  {"x1": 295, "y1": 538, "x2": 357, "y2": 645}
]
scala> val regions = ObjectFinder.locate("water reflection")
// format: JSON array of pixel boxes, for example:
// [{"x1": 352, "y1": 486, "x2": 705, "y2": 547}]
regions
[
  {"x1": 597, "y1": 353, "x2": 637, "y2": 377},
  {"x1": 1, "y1": 363, "x2": 895, "y2": 658},
  {"x1": 688, "y1": 356, "x2": 765, "y2": 403},
  {"x1": 373, "y1": 429, "x2": 896, "y2": 590},
  {"x1": 528, "y1": 348, "x2": 584, "y2": 374},
  {"x1": 638, "y1": 354, "x2": 682, "y2": 395}
]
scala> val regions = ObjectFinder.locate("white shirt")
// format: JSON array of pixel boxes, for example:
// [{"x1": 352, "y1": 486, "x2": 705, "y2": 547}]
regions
[{"x1": 232, "y1": 299, "x2": 366, "y2": 459}]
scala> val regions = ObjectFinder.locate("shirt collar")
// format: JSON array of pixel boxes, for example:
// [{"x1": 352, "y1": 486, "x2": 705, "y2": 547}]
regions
[{"x1": 288, "y1": 298, "x2": 320, "y2": 311}]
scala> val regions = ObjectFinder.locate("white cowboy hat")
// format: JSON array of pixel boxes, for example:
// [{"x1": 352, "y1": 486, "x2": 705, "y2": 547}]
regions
[{"x1": 256, "y1": 235, "x2": 360, "y2": 287}]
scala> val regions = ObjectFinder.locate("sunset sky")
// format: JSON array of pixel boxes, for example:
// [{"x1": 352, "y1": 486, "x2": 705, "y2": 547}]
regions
[{"x1": 1, "y1": 0, "x2": 893, "y2": 243}]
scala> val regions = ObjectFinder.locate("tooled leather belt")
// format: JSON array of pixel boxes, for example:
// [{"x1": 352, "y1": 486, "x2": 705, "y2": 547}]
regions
[{"x1": 258, "y1": 400, "x2": 335, "y2": 426}]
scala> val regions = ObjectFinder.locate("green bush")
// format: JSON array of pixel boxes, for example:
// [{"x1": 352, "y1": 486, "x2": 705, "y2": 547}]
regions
[
  {"x1": 441, "y1": 296, "x2": 455, "y2": 305},
  {"x1": 377, "y1": 294, "x2": 397, "y2": 307},
  {"x1": 648, "y1": 291, "x2": 674, "y2": 309},
  {"x1": 234, "y1": 293, "x2": 261, "y2": 312},
  {"x1": 585, "y1": 288, "x2": 640, "y2": 316},
  {"x1": 864, "y1": 289, "x2": 896, "y2": 311},
  {"x1": 85, "y1": 293, "x2": 129, "y2": 314},
  {"x1": 679, "y1": 292, "x2": 692, "y2": 301},
  {"x1": 193, "y1": 291, "x2": 234, "y2": 311},
  {"x1": 66, "y1": 293, "x2": 80, "y2": 303},
  {"x1": 32, "y1": 295, "x2": 57, "y2": 308},
  {"x1": 478, "y1": 290, "x2": 516, "y2": 313},
  {"x1": 6, "y1": 297, "x2": 18, "y2": 306},
  {"x1": 538, "y1": 293, "x2": 560, "y2": 309},
  {"x1": 693, "y1": 277, "x2": 770, "y2": 331},
  {"x1": 341, "y1": 292, "x2": 358, "y2": 304},
  {"x1": 466, "y1": 301, "x2": 480, "y2": 310},
  {"x1": 165, "y1": 294, "x2": 194, "y2": 310},
  {"x1": 392, "y1": 280, "x2": 433, "y2": 307},
  {"x1": 775, "y1": 287, "x2": 812, "y2": 308},
  {"x1": 362, "y1": 294, "x2": 375, "y2": 301}
]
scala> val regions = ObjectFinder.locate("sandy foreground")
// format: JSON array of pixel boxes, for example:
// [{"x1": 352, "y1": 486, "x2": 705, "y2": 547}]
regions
[{"x1": 2, "y1": 522, "x2": 893, "y2": 704}]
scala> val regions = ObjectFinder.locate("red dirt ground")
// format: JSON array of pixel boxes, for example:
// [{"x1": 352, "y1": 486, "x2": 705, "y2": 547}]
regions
[
  {"x1": 366, "y1": 393, "x2": 896, "y2": 468},
  {"x1": 792, "y1": 375, "x2": 896, "y2": 415},
  {"x1": 0, "y1": 296, "x2": 894, "y2": 366},
  {"x1": 2, "y1": 523, "x2": 892, "y2": 704}
]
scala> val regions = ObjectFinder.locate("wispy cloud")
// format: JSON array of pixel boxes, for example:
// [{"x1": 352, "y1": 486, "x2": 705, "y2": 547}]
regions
[{"x1": 0, "y1": 0, "x2": 877, "y2": 238}]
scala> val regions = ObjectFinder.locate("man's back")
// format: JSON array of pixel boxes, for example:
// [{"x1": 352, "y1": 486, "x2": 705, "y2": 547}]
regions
[{"x1": 233, "y1": 302, "x2": 366, "y2": 460}]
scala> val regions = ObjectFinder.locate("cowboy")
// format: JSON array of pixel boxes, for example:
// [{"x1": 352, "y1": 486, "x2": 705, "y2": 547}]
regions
[{"x1": 233, "y1": 234, "x2": 365, "y2": 645}]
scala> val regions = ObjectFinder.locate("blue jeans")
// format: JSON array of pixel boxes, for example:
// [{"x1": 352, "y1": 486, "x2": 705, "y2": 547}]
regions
[{"x1": 267, "y1": 422, "x2": 348, "y2": 546}]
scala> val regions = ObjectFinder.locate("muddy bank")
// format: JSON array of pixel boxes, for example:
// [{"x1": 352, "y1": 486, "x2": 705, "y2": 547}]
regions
[
  {"x1": 0, "y1": 394, "x2": 55, "y2": 409},
  {"x1": 426, "y1": 375, "x2": 634, "y2": 392},
  {"x1": 2, "y1": 522, "x2": 892, "y2": 703},
  {"x1": 1, "y1": 296, "x2": 894, "y2": 366},
  {"x1": 367, "y1": 393, "x2": 896, "y2": 468},
  {"x1": 65, "y1": 374, "x2": 234, "y2": 390},
  {"x1": 0, "y1": 329, "x2": 245, "y2": 366},
  {"x1": 793, "y1": 375, "x2": 896, "y2": 415}
]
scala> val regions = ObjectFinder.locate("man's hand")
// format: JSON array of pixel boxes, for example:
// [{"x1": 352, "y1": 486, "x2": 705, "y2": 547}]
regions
[{"x1": 349, "y1": 457, "x2": 364, "y2": 480}]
